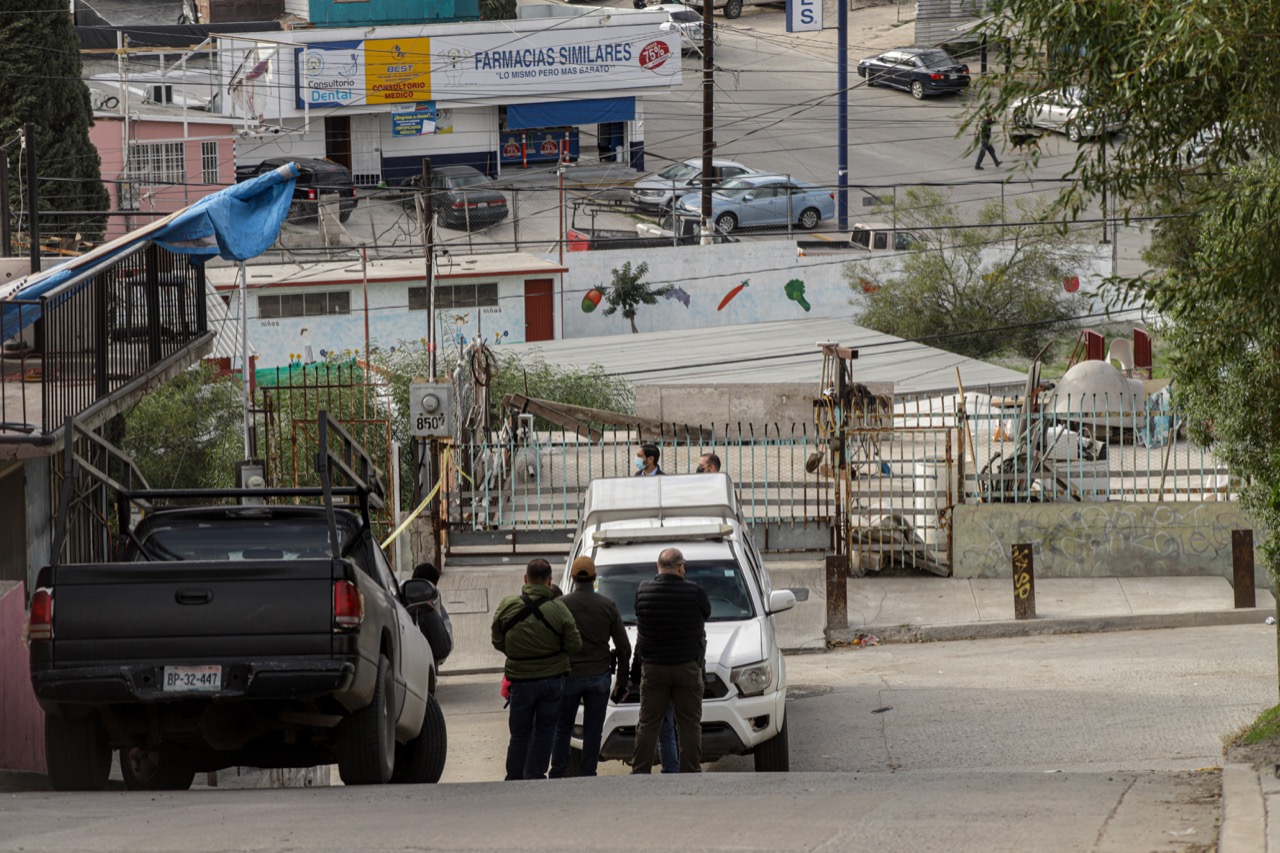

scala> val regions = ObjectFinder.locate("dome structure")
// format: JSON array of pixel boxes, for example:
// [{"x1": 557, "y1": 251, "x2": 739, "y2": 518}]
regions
[{"x1": 1047, "y1": 360, "x2": 1146, "y2": 422}]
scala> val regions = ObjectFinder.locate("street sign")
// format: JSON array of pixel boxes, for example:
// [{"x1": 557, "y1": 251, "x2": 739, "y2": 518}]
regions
[{"x1": 409, "y1": 379, "x2": 454, "y2": 437}]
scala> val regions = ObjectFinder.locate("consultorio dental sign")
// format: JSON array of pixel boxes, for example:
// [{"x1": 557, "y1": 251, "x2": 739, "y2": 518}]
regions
[{"x1": 294, "y1": 25, "x2": 679, "y2": 110}]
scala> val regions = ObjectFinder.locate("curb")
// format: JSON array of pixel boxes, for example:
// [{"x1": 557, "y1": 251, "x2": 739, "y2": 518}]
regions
[
  {"x1": 826, "y1": 607, "x2": 1275, "y2": 645},
  {"x1": 1221, "y1": 764, "x2": 1266, "y2": 853}
]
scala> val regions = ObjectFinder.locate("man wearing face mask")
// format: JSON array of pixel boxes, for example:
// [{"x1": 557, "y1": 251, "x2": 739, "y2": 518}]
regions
[
  {"x1": 633, "y1": 444, "x2": 663, "y2": 477},
  {"x1": 696, "y1": 453, "x2": 721, "y2": 474}
]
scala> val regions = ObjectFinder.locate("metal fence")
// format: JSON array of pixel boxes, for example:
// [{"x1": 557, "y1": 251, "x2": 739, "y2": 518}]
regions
[
  {"x1": 444, "y1": 390, "x2": 1231, "y2": 563},
  {"x1": 1, "y1": 243, "x2": 210, "y2": 441}
]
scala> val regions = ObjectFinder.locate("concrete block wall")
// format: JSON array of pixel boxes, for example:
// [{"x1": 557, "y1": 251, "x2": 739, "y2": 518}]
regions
[
  {"x1": 0, "y1": 582, "x2": 45, "y2": 774},
  {"x1": 952, "y1": 501, "x2": 1268, "y2": 587}
]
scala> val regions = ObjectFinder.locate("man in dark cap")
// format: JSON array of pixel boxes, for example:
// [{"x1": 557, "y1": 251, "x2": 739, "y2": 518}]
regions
[{"x1": 549, "y1": 556, "x2": 632, "y2": 777}]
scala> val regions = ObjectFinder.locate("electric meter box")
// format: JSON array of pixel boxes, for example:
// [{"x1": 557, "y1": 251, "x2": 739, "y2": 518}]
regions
[{"x1": 409, "y1": 380, "x2": 454, "y2": 437}]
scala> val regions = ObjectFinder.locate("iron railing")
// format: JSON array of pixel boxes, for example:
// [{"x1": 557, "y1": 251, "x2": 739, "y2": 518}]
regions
[{"x1": 0, "y1": 243, "x2": 211, "y2": 442}]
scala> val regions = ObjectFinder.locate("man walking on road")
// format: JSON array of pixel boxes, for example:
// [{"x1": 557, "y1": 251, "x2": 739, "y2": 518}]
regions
[
  {"x1": 549, "y1": 556, "x2": 632, "y2": 778},
  {"x1": 630, "y1": 547, "x2": 711, "y2": 774},
  {"x1": 492, "y1": 558, "x2": 582, "y2": 780},
  {"x1": 975, "y1": 113, "x2": 1001, "y2": 170}
]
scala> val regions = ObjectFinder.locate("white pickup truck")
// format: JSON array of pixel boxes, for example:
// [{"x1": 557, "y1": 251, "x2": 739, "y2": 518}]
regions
[{"x1": 560, "y1": 473, "x2": 795, "y2": 772}]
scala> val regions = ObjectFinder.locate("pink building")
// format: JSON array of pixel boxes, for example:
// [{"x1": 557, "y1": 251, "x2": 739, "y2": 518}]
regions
[{"x1": 89, "y1": 114, "x2": 239, "y2": 240}]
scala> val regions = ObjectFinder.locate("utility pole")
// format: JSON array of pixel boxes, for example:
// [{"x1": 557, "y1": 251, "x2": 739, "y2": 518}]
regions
[
  {"x1": 699, "y1": 0, "x2": 714, "y2": 240},
  {"x1": 836, "y1": 0, "x2": 849, "y2": 230},
  {"x1": 418, "y1": 157, "x2": 443, "y2": 570},
  {"x1": 24, "y1": 123, "x2": 39, "y2": 273}
]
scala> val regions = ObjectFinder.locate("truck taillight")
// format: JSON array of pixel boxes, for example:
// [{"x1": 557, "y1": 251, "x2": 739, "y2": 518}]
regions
[
  {"x1": 333, "y1": 580, "x2": 364, "y2": 631},
  {"x1": 28, "y1": 588, "x2": 53, "y2": 640}
]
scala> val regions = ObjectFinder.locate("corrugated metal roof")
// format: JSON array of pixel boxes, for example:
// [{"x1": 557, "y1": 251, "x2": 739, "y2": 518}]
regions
[{"x1": 501, "y1": 317, "x2": 1028, "y2": 396}]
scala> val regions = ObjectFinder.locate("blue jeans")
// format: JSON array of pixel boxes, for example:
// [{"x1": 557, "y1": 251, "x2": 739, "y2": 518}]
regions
[
  {"x1": 659, "y1": 704, "x2": 679, "y2": 773},
  {"x1": 505, "y1": 675, "x2": 564, "y2": 780},
  {"x1": 549, "y1": 673, "x2": 612, "y2": 777}
]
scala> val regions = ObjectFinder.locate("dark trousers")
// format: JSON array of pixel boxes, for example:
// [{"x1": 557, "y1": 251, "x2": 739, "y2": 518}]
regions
[
  {"x1": 975, "y1": 140, "x2": 1000, "y2": 167},
  {"x1": 631, "y1": 661, "x2": 703, "y2": 774},
  {"x1": 549, "y1": 672, "x2": 611, "y2": 777},
  {"x1": 659, "y1": 704, "x2": 678, "y2": 773},
  {"x1": 505, "y1": 675, "x2": 564, "y2": 780}
]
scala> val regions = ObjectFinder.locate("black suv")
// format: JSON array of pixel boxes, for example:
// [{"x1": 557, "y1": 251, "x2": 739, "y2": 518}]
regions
[{"x1": 237, "y1": 157, "x2": 360, "y2": 223}]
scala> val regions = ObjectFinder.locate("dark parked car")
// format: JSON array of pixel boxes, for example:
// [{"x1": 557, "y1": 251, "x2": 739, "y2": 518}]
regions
[
  {"x1": 857, "y1": 47, "x2": 970, "y2": 99},
  {"x1": 399, "y1": 164, "x2": 509, "y2": 231},
  {"x1": 238, "y1": 157, "x2": 359, "y2": 223}
]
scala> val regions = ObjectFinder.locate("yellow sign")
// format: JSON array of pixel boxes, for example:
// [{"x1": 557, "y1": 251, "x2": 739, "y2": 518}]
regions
[{"x1": 365, "y1": 38, "x2": 431, "y2": 105}]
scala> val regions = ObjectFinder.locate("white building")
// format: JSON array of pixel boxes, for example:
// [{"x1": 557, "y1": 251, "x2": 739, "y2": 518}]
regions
[
  {"x1": 207, "y1": 253, "x2": 567, "y2": 368},
  {"x1": 216, "y1": 10, "x2": 682, "y2": 183}
]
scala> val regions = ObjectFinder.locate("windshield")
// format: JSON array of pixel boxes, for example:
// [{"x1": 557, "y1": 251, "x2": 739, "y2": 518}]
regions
[
  {"x1": 135, "y1": 518, "x2": 347, "y2": 561},
  {"x1": 657, "y1": 162, "x2": 700, "y2": 180},
  {"x1": 597, "y1": 559, "x2": 756, "y2": 624},
  {"x1": 671, "y1": 10, "x2": 701, "y2": 22}
]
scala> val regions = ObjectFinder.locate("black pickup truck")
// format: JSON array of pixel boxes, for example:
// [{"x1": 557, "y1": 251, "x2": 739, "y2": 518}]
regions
[{"x1": 27, "y1": 415, "x2": 446, "y2": 791}]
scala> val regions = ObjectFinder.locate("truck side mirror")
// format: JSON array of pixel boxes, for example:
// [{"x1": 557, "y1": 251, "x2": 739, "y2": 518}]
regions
[
  {"x1": 767, "y1": 589, "x2": 797, "y2": 614},
  {"x1": 402, "y1": 578, "x2": 439, "y2": 607}
]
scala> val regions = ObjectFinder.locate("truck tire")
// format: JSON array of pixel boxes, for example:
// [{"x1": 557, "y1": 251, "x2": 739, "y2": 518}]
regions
[
  {"x1": 119, "y1": 747, "x2": 195, "y2": 791},
  {"x1": 753, "y1": 714, "x2": 789, "y2": 772},
  {"x1": 337, "y1": 654, "x2": 396, "y2": 785},
  {"x1": 45, "y1": 711, "x2": 111, "y2": 791},
  {"x1": 391, "y1": 693, "x2": 447, "y2": 784}
]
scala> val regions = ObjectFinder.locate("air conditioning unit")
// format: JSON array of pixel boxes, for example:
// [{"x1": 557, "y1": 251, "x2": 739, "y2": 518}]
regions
[{"x1": 148, "y1": 84, "x2": 174, "y2": 104}]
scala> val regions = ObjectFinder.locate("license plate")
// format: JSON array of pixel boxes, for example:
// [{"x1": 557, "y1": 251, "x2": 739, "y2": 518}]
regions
[
  {"x1": 162, "y1": 665, "x2": 222, "y2": 693},
  {"x1": 477, "y1": 202, "x2": 490, "y2": 208}
]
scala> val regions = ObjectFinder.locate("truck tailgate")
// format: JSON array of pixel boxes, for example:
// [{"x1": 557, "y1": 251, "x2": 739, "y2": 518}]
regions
[{"x1": 50, "y1": 560, "x2": 338, "y2": 665}]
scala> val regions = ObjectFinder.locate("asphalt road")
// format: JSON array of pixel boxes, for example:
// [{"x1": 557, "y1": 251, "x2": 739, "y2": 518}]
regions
[{"x1": 2, "y1": 624, "x2": 1273, "y2": 852}]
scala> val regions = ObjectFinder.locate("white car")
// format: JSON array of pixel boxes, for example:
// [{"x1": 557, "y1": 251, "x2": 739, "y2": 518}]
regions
[
  {"x1": 1010, "y1": 87, "x2": 1125, "y2": 142},
  {"x1": 629, "y1": 157, "x2": 759, "y2": 211},
  {"x1": 659, "y1": 3, "x2": 705, "y2": 54},
  {"x1": 560, "y1": 474, "x2": 795, "y2": 773}
]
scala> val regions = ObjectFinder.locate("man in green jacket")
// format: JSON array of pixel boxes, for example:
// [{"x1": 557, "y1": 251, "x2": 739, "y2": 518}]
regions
[{"x1": 491, "y1": 558, "x2": 582, "y2": 780}]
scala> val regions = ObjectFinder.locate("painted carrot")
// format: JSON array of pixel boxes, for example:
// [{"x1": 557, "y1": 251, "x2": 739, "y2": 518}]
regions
[{"x1": 718, "y1": 279, "x2": 749, "y2": 311}]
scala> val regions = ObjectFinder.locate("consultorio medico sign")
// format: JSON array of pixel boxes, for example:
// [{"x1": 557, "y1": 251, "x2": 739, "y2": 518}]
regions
[{"x1": 293, "y1": 25, "x2": 680, "y2": 110}]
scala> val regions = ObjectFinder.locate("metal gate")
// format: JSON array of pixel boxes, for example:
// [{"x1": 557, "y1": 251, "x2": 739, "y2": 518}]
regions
[{"x1": 842, "y1": 414, "x2": 961, "y2": 577}]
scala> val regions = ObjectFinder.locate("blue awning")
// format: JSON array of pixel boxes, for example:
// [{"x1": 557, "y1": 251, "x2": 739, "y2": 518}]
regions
[
  {"x1": 1, "y1": 163, "x2": 298, "y2": 342},
  {"x1": 506, "y1": 97, "x2": 636, "y2": 131}
]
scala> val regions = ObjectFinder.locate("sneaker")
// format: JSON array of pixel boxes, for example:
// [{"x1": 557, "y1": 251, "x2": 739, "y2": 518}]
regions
[{"x1": 974, "y1": 165, "x2": 984, "y2": 170}]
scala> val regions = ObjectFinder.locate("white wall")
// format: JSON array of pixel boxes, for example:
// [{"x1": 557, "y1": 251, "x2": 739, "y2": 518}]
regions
[{"x1": 549, "y1": 240, "x2": 1112, "y2": 340}]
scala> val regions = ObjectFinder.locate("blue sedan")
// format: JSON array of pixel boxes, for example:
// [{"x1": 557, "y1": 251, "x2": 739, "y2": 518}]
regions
[{"x1": 673, "y1": 175, "x2": 835, "y2": 235}]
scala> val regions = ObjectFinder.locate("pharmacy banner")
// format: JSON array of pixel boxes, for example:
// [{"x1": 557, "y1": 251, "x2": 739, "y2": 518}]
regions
[{"x1": 295, "y1": 25, "x2": 679, "y2": 110}]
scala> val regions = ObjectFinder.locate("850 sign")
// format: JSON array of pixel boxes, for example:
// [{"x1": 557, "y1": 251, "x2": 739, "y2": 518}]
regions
[{"x1": 410, "y1": 382, "x2": 454, "y2": 437}]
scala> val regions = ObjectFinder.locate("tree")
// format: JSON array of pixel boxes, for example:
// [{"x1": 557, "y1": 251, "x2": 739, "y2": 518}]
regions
[
  {"x1": 969, "y1": 0, "x2": 1280, "y2": 577},
  {"x1": 120, "y1": 364, "x2": 243, "y2": 491},
  {"x1": 600, "y1": 262, "x2": 672, "y2": 334},
  {"x1": 0, "y1": 0, "x2": 109, "y2": 249},
  {"x1": 844, "y1": 188, "x2": 1090, "y2": 360}
]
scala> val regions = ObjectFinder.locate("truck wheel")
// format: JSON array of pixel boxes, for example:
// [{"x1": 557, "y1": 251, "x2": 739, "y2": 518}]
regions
[
  {"x1": 753, "y1": 714, "x2": 789, "y2": 772},
  {"x1": 723, "y1": 0, "x2": 742, "y2": 18},
  {"x1": 391, "y1": 693, "x2": 448, "y2": 784},
  {"x1": 119, "y1": 747, "x2": 195, "y2": 791},
  {"x1": 45, "y1": 711, "x2": 111, "y2": 791},
  {"x1": 337, "y1": 654, "x2": 396, "y2": 785}
]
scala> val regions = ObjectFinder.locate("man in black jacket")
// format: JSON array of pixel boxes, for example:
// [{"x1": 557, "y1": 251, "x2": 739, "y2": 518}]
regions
[
  {"x1": 629, "y1": 547, "x2": 711, "y2": 774},
  {"x1": 549, "y1": 556, "x2": 632, "y2": 778}
]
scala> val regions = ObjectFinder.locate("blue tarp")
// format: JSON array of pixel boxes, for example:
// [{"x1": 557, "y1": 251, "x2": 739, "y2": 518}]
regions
[
  {"x1": 0, "y1": 163, "x2": 298, "y2": 343},
  {"x1": 505, "y1": 97, "x2": 636, "y2": 131}
]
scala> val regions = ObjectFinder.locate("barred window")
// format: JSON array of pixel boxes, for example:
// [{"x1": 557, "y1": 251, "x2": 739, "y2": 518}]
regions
[
  {"x1": 201, "y1": 141, "x2": 219, "y2": 185},
  {"x1": 121, "y1": 142, "x2": 186, "y2": 209},
  {"x1": 409, "y1": 283, "x2": 498, "y2": 310},
  {"x1": 259, "y1": 291, "x2": 351, "y2": 318}
]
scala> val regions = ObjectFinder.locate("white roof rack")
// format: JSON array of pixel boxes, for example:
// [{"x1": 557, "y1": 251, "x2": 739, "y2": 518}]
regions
[{"x1": 592, "y1": 523, "x2": 733, "y2": 546}]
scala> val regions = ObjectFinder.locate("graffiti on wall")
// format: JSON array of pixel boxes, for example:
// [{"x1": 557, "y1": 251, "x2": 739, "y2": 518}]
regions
[{"x1": 952, "y1": 502, "x2": 1263, "y2": 581}]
